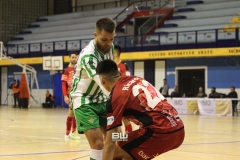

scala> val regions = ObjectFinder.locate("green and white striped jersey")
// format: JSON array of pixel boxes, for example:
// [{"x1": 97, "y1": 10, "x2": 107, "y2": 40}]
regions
[{"x1": 70, "y1": 40, "x2": 114, "y2": 109}]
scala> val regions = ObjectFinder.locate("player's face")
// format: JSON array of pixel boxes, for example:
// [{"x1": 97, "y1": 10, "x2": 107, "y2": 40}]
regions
[
  {"x1": 70, "y1": 54, "x2": 77, "y2": 65},
  {"x1": 94, "y1": 30, "x2": 115, "y2": 53},
  {"x1": 114, "y1": 49, "x2": 120, "y2": 58}
]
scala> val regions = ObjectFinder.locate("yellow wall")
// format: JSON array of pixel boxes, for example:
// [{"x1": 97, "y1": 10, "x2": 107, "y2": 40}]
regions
[{"x1": 1, "y1": 47, "x2": 240, "y2": 66}]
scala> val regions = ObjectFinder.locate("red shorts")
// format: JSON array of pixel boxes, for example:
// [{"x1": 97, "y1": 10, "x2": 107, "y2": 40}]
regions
[{"x1": 117, "y1": 127, "x2": 185, "y2": 160}]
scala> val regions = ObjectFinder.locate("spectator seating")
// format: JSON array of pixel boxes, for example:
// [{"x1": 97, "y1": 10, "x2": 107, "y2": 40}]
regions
[
  {"x1": 146, "y1": 0, "x2": 240, "y2": 45},
  {"x1": 8, "y1": 7, "x2": 132, "y2": 45}
]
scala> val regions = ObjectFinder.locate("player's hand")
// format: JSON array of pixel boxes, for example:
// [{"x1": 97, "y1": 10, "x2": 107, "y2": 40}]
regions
[
  {"x1": 69, "y1": 104, "x2": 73, "y2": 110},
  {"x1": 64, "y1": 96, "x2": 70, "y2": 104}
]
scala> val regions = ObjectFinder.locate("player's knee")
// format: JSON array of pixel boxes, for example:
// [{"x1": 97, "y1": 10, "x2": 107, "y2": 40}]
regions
[
  {"x1": 93, "y1": 140, "x2": 104, "y2": 150},
  {"x1": 68, "y1": 113, "x2": 74, "y2": 117},
  {"x1": 68, "y1": 110, "x2": 74, "y2": 117}
]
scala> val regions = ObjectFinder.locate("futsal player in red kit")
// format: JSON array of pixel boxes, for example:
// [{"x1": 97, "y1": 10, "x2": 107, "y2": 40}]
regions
[
  {"x1": 62, "y1": 52, "x2": 80, "y2": 141},
  {"x1": 96, "y1": 60, "x2": 185, "y2": 160},
  {"x1": 113, "y1": 45, "x2": 132, "y2": 133}
]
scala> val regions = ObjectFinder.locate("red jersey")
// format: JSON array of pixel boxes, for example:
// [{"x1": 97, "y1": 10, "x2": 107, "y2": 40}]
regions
[
  {"x1": 117, "y1": 61, "x2": 130, "y2": 77},
  {"x1": 61, "y1": 66, "x2": 74, "y2": 96},
  {"x1": 106, "y1": 76, "x2": 184, "y2": 133}
]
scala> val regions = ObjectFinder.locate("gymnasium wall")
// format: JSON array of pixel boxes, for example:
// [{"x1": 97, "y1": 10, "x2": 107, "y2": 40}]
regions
[
  {"x1": 2, "y1": 56, "x2": 240, "y2": 106},
  {"x1": 131, "y1": 60, "x2": 166, "y2": 90},
  {"x1": 166, "y1": 57, "x2": 240, "y2": 96},
  {"x1": 7, "y1": 65, "x2": 53, "y2": 89}
]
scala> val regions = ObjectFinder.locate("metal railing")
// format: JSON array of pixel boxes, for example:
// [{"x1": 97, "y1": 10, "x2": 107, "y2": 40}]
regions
[
  {"x1": 74, "y1": 0, "x2": 153, "y2": 12},
  {"x1": 138, "y1": 0, "x2": 173, "y2": 36},
  {"x1": 4, "y1": 28, "x2": 240, "y2": 57}
]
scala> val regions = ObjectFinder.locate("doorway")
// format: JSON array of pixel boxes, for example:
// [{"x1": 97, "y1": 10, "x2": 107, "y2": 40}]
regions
[{"x1": 176, "y1": 67, "x2": 207, "y2": 97}]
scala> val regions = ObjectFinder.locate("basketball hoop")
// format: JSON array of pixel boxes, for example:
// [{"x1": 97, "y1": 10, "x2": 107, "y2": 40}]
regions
[{"x1": 48, "y1": 66, "x2": 59, "y2": 75}]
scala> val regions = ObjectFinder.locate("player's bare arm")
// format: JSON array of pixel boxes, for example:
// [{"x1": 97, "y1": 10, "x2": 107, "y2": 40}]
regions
[{"x1": 64, "y1": 95, "x2": 70, "y2": 104}]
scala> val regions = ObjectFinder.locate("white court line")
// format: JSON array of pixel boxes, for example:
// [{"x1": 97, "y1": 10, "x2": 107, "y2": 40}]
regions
[
  {"x1": 0, "y1": 131, "x2": 86, "y2": 142},
  {"x1": 0, "y1": 150, "x2": 91, "y2": 157}
]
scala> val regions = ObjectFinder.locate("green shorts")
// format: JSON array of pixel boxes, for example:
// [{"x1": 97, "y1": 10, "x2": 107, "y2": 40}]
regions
[{"x1": 73, "y1": 102, "x2": 107, "y2": 134}]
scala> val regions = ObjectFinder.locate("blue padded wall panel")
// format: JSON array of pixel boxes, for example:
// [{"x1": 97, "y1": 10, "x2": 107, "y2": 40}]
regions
[
  {"x1": 7, "y1": 64, "x2": 53, "y2": 89},
  {"x1": 53, "y1": 73, "x2": 65, "y2": 107},
  {"x1": 144, "y1": 60, "x2": 155, "y2": 85}
]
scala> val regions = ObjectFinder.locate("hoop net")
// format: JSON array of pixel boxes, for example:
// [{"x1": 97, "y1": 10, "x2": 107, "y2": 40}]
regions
[{"x1": 48, "y1": 66, "x2": 59, "y2": 75}]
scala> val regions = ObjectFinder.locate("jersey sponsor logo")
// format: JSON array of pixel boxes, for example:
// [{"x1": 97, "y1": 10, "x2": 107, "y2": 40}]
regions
[
  {"x1": 88, "y1": 117, "x2": 95, "y2": 124},
  {"x1": 167, "y1": 116, "x2": 177, "y2": 127},
  {"x1": 138, "y1": 151, "x2": 150, "y2": 159},
  {"x1": 87, "y1": 60, "x2": 95, "y2": 65},
  {"x1": 201, "y1": 100, "x2": 211, "y2": 106},
  {"x1": 107, "y1": 116, "x2": 114, "y2": 125},
  {"x1": 174, "y1": 100, "x2": 183, "y2": 105},
  {"x1": 122, "y1": 77, "x2": 140, "y2": 90}
]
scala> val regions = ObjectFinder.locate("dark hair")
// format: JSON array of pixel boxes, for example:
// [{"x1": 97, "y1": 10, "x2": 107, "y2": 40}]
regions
[
  {"x1": 231, "y1": 86, "x2": 235, "y2": 89},
  {"x1": 96, "y1": 17, "x2": 116, "y2": 33},
  {"x1": 69, "y1": 51, "x2": 78, "y2": 57},
  {"x1": 211, "y1": 87, "x2": 216, "y2": 91},
  {"x1": 96, "y1": 60, "x2": 120, "y2": 81},
  {"x1": 114, "y1": 45, "x2": 121, "y2": 56},
  {"x1": 164, "y1": 78, "x2": 167, "y2": 81}
]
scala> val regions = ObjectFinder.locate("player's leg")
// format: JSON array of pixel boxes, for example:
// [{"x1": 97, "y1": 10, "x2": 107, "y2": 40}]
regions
[
  {"x1": 65, "y1": 107, "x2": 73, "y2": 140},
  {"x1": 65, "y1": 95, "x2": 79, "y2": 141},
  {"x1": 122, "y1": 118, "x2": 132, "y2": 133},
  {"x1": 13, "y1": 93, "x2": 17, "y2": 107},
  {"x1": 113, "y1": 142, "x2": 133, "y2": 160},
  {"x1": 68, "y1": 108, "x2": 80, "y2": 140},
  {"x1": 85, "y1": 127, "x2": 104, "y2": 148},
  {"x1": 115, "y1": 127, "x2": 185, "y2": 159},
  {"x1": 17, "y1": 92, "x2": 20, "y2": 107},
  {"x1": 74, "y1": 102, "x2": 105, "y2": 160}
]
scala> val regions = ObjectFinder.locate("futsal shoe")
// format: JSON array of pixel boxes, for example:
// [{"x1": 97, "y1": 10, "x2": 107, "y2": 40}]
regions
[
  {"x1": 69, "y1": 131, "x2": 80, "y2": 140},
  {"x1": 64, "y1": 134, "x2": 70, "y2": 141}
]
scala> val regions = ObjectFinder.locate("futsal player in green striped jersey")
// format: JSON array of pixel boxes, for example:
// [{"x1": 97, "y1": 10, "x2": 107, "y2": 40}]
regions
[{"x1": 70, "y1": 17, "x2": 116, "y2": 160}]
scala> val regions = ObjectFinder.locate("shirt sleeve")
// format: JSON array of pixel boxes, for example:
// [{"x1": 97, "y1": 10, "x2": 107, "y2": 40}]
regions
[
  {"x1": 62, "y1": 81, "x2": 68, "y2": 96},
  {"x1": 81, "y1": 55, "x2": 98, "y2": 78},
  {"x1": 106, "y1": 88, "x2": 125, "y2": 131},
  {"x1": 93, "y1": 75, "x2": 110, "y2": 96},
  {"x1": 119, "y1": 63, "x2": 131, "y2": 77},
  {"x1": 61, "y1": 68, "x2": 68, "y2": 96},
  {"x1": 61, "y1": 68, "x2": 68, "y2": 81}
]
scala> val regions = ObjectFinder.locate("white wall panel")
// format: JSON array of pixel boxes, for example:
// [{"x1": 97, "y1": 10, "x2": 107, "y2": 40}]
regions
[
  {"x1": 134, "y1": 61, "x2": 144, "y2": 78},
  {"x1": 154, "y1": 61, "x2": 165, "y2": 90}
]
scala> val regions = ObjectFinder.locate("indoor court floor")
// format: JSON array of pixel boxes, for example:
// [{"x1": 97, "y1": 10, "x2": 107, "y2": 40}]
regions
[{"x1": 0, "y1": 106, "x2": 239, "y2": 160}]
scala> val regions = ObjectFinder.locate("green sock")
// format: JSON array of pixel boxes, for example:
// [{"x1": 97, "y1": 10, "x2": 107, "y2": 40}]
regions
[{"x1": 90, "y1": 158, "x2": 95, "y2": 160}]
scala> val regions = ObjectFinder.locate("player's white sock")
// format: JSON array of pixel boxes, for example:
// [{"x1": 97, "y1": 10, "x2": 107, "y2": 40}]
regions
[{"x1": 90, "y1": 149, "x2": 103, "y2": 160}]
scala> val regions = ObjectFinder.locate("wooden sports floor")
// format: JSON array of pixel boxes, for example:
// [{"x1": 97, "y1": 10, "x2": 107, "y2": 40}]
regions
[{"x1": 0, "y1": 106, "x2": 239, "y2": 160}]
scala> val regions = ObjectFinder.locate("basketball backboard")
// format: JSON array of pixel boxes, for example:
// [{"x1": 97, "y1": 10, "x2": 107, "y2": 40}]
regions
[
  {"x1": 0, "y1": 41, "x2": 4, "y2": 60},
  {"x1": 42, "y1": 56, "x2": 63, "y2": 71}
]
